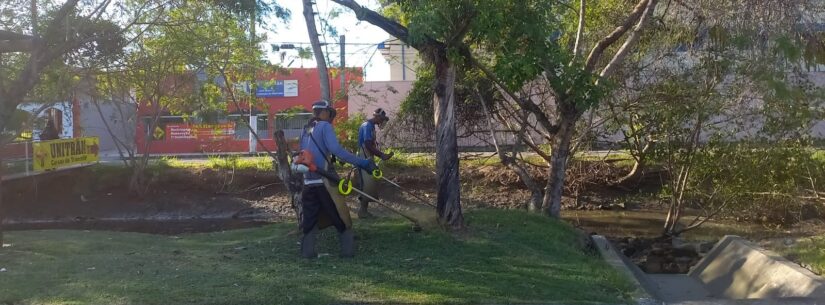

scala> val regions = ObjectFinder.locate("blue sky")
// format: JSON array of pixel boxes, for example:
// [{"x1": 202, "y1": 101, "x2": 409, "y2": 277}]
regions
[{"x1": 263, "y1": 0, "x2": 391, "y2": 81}]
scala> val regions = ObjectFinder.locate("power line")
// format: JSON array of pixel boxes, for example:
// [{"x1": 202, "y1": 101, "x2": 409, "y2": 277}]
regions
[{"x1": 267, "y1": 41, "x2": 407, "y2": 47}]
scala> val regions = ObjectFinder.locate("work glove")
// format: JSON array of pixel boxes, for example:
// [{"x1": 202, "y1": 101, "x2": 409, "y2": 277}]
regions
[
  {"x1": 381, "y1": 152, "x2": 395, "y2": 161},
  {"x1": 356, "y1": 159, "x2": 378, "y2": 172}
]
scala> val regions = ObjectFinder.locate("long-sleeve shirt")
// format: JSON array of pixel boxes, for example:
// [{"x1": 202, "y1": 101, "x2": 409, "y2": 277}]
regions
[{"x1": 300, "y1": 120, "x2": 363, "y2": 185}]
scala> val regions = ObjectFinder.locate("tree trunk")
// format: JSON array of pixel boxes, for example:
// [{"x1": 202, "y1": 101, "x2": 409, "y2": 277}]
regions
[
  {"x1": 433, "y1": 56, "x2": 463, "y2": 229},
  {"x1": 544, "y1": 114, "x2": 577, "y2": 218},
  {"x1": 0, "y1": 154, "x2": 4, "y2": 246},
  {"x1": 274, "y1": 130, "x2": 303, "y2": 229},
  {"x1": 303, "y1": 0, "x2": 330, "y2": 101}
]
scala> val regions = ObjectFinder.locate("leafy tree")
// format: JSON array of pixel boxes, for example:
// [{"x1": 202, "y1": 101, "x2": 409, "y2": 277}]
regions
[
  {"x1": 0, "y1": 0, "x2": 148, "y2": 245},
  {"x1": 600, "y1": 0, "x2": 825, "y2": 235},
  {"x1": 331, "y1": 0, "x2": 478, "y2": 229}
]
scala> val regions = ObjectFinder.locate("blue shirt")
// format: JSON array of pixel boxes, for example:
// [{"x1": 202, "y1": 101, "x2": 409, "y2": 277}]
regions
[
  {"x1": 300, "y1": 120, "x2": 362, "y2": 182},
  {"x1": 358, "y1": 120, "x2": 375, "y2": 148}
]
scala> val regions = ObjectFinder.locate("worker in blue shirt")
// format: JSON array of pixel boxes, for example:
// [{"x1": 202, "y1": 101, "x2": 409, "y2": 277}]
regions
[
  {"x1": 355, "y1": 108, "x2": 394, "y2": 218},
  {"x1": 295, "y1": 100, "x2": 376, "y2": 258}
]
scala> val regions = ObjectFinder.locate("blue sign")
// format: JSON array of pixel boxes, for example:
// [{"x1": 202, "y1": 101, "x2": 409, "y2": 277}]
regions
[
  {"x1": 256, "y1": 80, "x2": 298, "y2": 98},
  {"x1": 256, "y1": 80, "x2": 284, "y2": 97}
]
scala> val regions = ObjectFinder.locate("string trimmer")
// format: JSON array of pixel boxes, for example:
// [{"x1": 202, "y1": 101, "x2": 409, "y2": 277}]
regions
[
  {"x1": 369, "y1": 165, "x2": 436, "y2": 208},
  {"x1": 294, "y1": 150, "x2": 426, "y2": 230}
]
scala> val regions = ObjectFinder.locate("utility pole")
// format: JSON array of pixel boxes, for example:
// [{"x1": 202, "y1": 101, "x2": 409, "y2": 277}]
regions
[
  {"x1": 303, "y1": 0, "x2": 330, "y2": 101},
  {"x1": 248, "y1": 8, "x2": 257, "y2": 153},
  {"x1": 401, "y1": 44, "x2": 406, "y2": 80},
  {"x1": 339, "y1": 35, "x2": 345, "y2": 98}
]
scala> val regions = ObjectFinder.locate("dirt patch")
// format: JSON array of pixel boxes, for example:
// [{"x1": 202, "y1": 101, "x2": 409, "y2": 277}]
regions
[
  {"x1": 2, "y1": 166, "x2": 294, "y2": 233},
  {"x1": 4, "y1": 219, "x2": 271, "y2": 235}
]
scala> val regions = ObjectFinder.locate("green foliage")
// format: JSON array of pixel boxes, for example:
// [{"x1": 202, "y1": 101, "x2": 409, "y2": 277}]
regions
[
  {"x1": 662, "y1": 142, "x2": 825, "y2": 224},
  {"x1": 335, "y1": 113, "x2": 366, "y2": 153},
  {"x1": 0, "y1": 210, "x2": 633, "y2": 304}
]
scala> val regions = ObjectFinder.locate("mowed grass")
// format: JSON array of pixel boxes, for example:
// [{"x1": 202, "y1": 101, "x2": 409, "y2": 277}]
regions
[{"x1": 0, "y1": 210, "x2": 633, "y2": 305}]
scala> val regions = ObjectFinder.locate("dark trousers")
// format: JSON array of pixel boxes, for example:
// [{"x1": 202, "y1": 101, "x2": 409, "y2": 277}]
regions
[{"x1": 301, "y1": 184, "x2": 347, "y2": 234}]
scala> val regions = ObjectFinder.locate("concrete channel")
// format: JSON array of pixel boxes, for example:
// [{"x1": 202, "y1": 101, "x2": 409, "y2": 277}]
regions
[{"x1": 593, "y1": 235, "x2": 825, "y2": 305}]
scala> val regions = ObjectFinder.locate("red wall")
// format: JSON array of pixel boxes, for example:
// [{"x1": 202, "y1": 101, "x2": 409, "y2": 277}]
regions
[{"x1": 136, "y1": 68, "x2": 362, "y2": 154}]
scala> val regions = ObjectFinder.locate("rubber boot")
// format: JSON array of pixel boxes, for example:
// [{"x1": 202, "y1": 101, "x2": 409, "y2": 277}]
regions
[
  {"x1": 339, "y1": 229, "x2": 355, "y2": 258},
  {"x1": 300, "y1": 228, "x2": 318, "y2": 259},
  {"x1": 357, "y1": 199, "x2": 372, "y2": 218}
]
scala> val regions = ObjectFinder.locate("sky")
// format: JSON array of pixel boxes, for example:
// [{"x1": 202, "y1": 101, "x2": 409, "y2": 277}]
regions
[{"x1": 262, "y1": 0, "x2": 392, "y2": 81}]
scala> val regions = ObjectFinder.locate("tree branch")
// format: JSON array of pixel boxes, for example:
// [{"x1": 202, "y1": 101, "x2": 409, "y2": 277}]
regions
[
  {"x1": 572, "y1": 0, "x2": 586, "y2": 61},
  {"x1": 598, "y1": 0, "x2": 659, "y2": 80},
  {"x1": 584, "y1": 0, "x2": 650, "y2": 73}
]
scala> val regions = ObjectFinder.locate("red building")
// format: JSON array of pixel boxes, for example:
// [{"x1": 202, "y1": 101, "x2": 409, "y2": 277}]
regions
[{"x1": 135, "y1": 68, "x2": 362, "y2": 155}]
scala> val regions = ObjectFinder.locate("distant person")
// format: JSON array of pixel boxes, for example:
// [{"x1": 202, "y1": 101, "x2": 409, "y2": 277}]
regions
[
  {"x1": 355, "y1": 108, "x2": 394, "y2": 218},
  {"x1": 39, "y1": 120, "x2": 59, "y2": 141},
  {"x1": 294, "y1": 100, "x2": 376, "y2": 259}
]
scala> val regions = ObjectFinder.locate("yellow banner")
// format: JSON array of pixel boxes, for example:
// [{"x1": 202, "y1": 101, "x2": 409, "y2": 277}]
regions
[{"x1": 33, "y1": 137, "x2": 100, "y2": 171}]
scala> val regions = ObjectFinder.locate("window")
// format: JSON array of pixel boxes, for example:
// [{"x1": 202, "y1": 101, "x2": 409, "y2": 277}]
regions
[
  {"x1": 276, "y1": 112, "x2": 312, "y2": 141},
  {"x1": 229, "y1": 115, "x2": 270, "y2": 140}
]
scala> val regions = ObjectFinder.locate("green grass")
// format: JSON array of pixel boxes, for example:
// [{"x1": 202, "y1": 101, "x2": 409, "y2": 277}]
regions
[
  {"x1": 0, "y1": 210, "x2": 633, "y2": 305},
  {"x1": 154, "y1": 155, "x2": 273, "y2": 171},
  {"x1": 780, "y1": 236, "x2": 825, "y2": 275}
]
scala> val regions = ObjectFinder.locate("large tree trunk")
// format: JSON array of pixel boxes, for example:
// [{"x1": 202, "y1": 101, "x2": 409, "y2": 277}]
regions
[
  {"x1": 302, "y1": 0, "x2": 330, "y2": 101},
  {"x1": 274, "y1": 130, "x2": 303, "y2": 229},
  {"x1": 544, "y1": 114, "x2": 577, "y2": 218},
  {"x1": 0, "y1": 154, "x2": 4, "y2": 246},
  {"x1": 433, "y1": 56, "x2": 463, "y2": 229}
]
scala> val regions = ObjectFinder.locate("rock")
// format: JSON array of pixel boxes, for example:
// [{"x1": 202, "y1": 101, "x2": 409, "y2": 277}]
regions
[
  {"x1": 644, "y1": 261, "x2": 663, "y2": 273},
  {"x1": 698, "y1": 241, "x2": 715, "y2": 253},
  {"x1": 783, "y1": 238, "x2": 796, "y2": 246},
  {"x1": 622, "y1": 247, "x2": 636, "y2": 257},
  {"x1": 674, "y1": 256, "x2": 693, "y2": 264},
  {"x1": 677, "y1": 263, "x2": 691, "y2": 273}
]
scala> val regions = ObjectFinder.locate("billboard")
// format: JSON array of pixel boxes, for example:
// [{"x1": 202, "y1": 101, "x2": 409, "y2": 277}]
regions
[
  {"x1": 32, "y1": 137, "x2": 100, "y2": 171},
  {"x1": 256, "y1": 79, "x2": 298, "y2": 97}
]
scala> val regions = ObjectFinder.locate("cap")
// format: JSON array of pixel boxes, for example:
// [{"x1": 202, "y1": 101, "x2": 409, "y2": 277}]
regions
[{"x1": 373, "y1": 108, "x2": 389, "y2": 121}]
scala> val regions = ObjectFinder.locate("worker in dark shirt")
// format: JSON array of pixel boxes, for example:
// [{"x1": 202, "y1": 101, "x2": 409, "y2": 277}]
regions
[{"x1": 355, "y1": 108, "x2": 394, "y2": 218}]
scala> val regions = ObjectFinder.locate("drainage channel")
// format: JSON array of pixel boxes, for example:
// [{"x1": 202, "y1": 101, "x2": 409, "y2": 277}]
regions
[{"x1": 594, "y1": 235, "x2": 825, "y2": 305}]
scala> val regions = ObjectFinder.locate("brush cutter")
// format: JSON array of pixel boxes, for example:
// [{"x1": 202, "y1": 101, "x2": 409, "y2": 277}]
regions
[
  {"x1": 369, "y1": 166, "x2": 436, "y2": 208},
  {"x1": 294, "y1": 150, "x2": 425, "y2": 229}
]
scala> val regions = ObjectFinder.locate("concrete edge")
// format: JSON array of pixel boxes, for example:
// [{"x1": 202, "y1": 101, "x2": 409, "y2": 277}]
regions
[
  {"x1": 688, "y1": 235, "x2": 741, "y2": 278},
  {"x1": 689, "y1": 235, "x2": 825, "y2": 283},
  {"x1": 591, "y1": 235, "x2": 663, "y2": 304},
  {"x1": 741, "y1": 238, "x2": 825, "y2": 282}
]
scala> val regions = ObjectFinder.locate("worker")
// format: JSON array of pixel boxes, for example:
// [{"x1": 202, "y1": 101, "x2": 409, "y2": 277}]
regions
[
  {"x1": 39, "y1": 119, "x2": 60, "y2": 141},
  {"x1": 355, "y1": 108, "x2": 394, "y2": 218},
  {"x1": 295, "y1": 100, "x2": 376, "y2": 259}
]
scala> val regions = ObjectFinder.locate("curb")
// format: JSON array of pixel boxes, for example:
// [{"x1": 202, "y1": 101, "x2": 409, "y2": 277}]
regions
[{"x1": 591, "y1": 235, "x2": 663, "y2": 305}]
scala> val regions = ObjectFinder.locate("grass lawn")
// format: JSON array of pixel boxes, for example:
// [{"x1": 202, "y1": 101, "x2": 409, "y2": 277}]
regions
[
  {"x1": 0, "y1": 210, "x2": 633, "y2": 305},
  {"x1": 780, "y1": 236, "x2": 825, "y2": 275}
]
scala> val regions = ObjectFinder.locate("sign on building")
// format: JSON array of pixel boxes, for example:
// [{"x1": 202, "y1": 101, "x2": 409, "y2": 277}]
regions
[
  {"x1": 165, "y1": 123, "x2": 235, "y2": 141},
  {"x1": 32, "y1": 137, "x2": 100, "y2": 171},
  {"x1": 256, "y1": 79, "x2": 298, "y2": 97}
]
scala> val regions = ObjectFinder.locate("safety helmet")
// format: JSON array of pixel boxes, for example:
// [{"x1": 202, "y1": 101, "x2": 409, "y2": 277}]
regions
[
  {"x1": 312, "y1": 100, "x2": 337, "y2": 121},
  {"x1": 312, "y1": 100, "x2": 332, "y2": 110}
]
